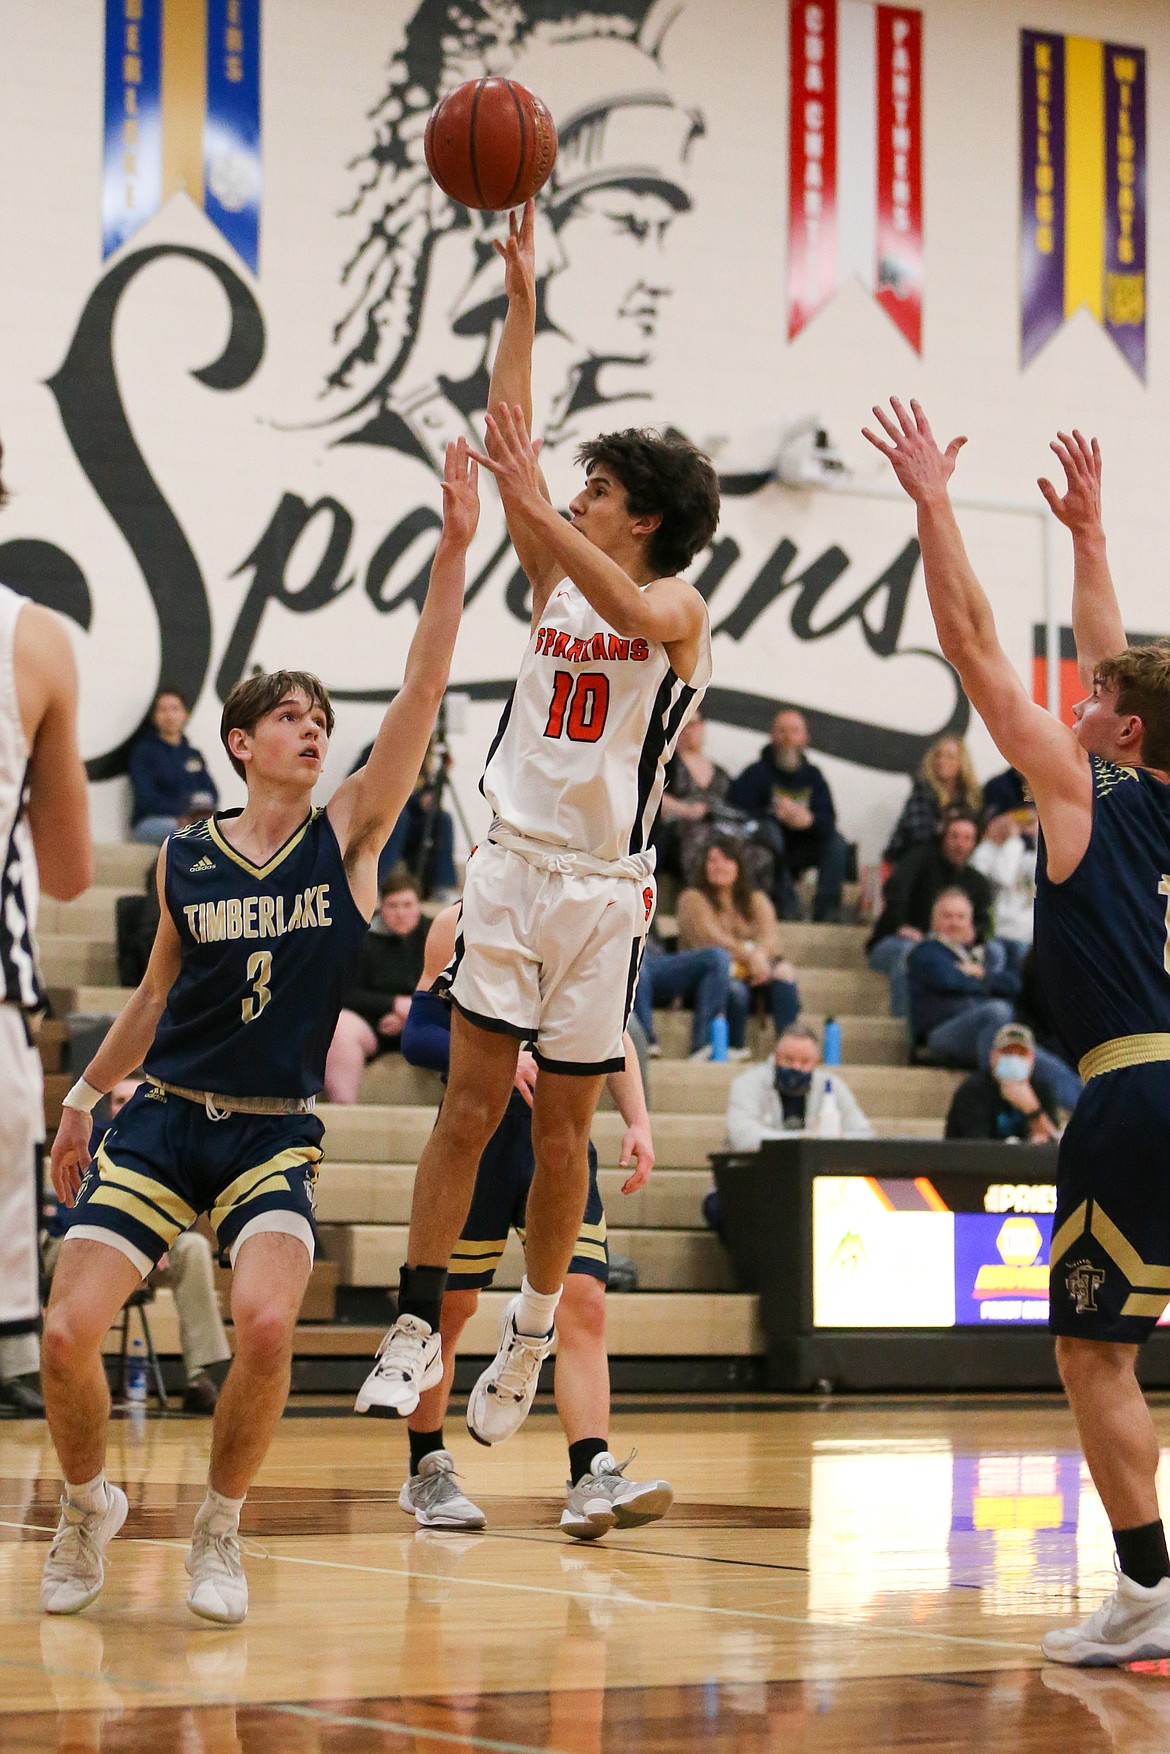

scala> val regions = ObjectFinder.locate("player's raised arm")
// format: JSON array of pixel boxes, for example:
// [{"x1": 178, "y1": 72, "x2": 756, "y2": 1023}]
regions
[
  {"x1": 471, "y1": 402, "x2": 707, "y2": 652},
  {"x1": 486, "y1": 202, "x2": 563, "y2": 613},
  {"x1": 329, "y1": 441, "x2": 476, "y2": 916},
  {"x1": 1038, "y1": 429, "x2": 1127, "y2": 686},
  {"x1": 863, "y1": 399, "x2": 1090, "y2": 857}
]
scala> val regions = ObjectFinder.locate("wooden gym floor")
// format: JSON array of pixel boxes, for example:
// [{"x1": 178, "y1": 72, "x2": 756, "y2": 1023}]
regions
[{"x1": 2, "y1": 1394, "x2": 1168, "y2": 1751}]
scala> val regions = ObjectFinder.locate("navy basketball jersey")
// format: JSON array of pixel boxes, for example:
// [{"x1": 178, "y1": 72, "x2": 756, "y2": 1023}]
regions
[
  {"x1": 146, "y1": 808, "x2": 368, "y2": 1098},
  {"x1": 1034, "y1": 757, "x2": 1170, "y2": 1065}
]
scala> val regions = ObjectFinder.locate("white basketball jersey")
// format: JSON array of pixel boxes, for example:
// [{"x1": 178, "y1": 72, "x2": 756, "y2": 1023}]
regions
[
  {"x1": 481, "y1": 582, "x2": 712, "y2": 864},
  {"x1": 0, "y1": 583, "x2": 42, "y2": 1009}
]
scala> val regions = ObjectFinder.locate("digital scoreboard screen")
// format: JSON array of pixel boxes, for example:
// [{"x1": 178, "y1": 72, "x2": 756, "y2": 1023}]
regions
[{"x1": 812, "y1": 1174, "x2": 1057, "y2": 1329}]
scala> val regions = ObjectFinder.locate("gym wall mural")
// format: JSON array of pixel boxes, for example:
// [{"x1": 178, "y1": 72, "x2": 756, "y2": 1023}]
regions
[{"x1": 0, "y1": 0, "x2": 1156, "y2": 853}]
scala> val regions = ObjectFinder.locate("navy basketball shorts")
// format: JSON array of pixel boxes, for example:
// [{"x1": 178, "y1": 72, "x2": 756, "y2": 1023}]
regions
[
  {"x1": 446, "y1": 1099, "x2": 608, "y2": 1290},
  {"x1": 65, "y1": 1083, "x2": 323, "y2": 1278},
  {"x1": 1049, "y1": 1064, "x2": 1170, "y2": 1343}
]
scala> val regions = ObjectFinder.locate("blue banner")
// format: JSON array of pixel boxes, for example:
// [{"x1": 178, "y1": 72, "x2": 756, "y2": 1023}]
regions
[
  {"x1": 204, "y1": 0, "x2": 262, "y2": 273},
  {"x1": 102, "y1": 0, "x2": 163, "y2": 258}
]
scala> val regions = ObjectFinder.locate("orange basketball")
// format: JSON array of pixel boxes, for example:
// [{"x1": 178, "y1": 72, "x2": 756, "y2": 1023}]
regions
[{"x1": 424, "y1": 78, "x2": 558, "y2": 211}]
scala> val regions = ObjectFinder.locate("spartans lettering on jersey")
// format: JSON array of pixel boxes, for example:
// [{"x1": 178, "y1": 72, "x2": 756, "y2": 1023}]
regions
[
  {"x1": 533, "y1": 628, "x2": 650, "y2": 663},
  {"x1": 182, "y1": 885, "x2": 332, "y2": 945}
]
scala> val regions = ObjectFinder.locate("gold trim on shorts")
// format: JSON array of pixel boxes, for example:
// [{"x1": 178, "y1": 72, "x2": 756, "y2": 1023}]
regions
[{"x1": 1078, "y1": 1033, "x2": 1170, "y2": 1082}]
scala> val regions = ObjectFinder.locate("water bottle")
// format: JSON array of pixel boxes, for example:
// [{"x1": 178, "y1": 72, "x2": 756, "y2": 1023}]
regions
[
  {"x1": 823, "y1": 1016, "x2": 842, "y2": 1066},
  {"x1": 710, "y1": 1014, "x2": 729, "y2": 1062},
  {"x1": 817, "y1": 1076, "x2": 843, "y2": 1138},
  {"x1": 126, "y1": 1337, "x2": 147, "y2": 1404}
]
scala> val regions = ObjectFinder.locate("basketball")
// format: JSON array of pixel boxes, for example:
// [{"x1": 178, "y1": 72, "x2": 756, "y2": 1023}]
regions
[{"x1": 424, "y1": 78, "x2": 558, "y2": 211}]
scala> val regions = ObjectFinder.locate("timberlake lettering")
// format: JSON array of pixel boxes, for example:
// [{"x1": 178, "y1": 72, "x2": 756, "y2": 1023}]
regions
[
  {"x1": 183, "y1": 884, "x2": 332, "y2": 944},
  {"x1": 533, "y1": 628, "x2": 650, "y2": 663}
]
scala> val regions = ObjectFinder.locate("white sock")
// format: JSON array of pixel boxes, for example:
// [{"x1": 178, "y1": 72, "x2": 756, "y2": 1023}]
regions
[
  {"x1": 66, "y1": 1472, "x2": 109, "y2": 1515},
  {"x1": 198, "y1": 1485, "x2": 246, "y2": 1529},
  {"x1": 514, "y1": 1276, "x2": 561, "y2": 1337}
]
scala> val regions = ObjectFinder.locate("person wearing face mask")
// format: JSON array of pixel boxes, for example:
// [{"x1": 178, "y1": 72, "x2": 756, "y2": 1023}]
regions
[
  {"x1": 945, "y1": 1022, "x2": 1064, "y2": 1143},
  {"x1": 723, "y1": 1024, "x2": 874, "y2": 1152}
]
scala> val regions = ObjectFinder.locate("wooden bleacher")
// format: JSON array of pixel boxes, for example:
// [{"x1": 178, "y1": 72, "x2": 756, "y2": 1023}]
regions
[{"x1": 36, "y1": 848, "x2": 965, "y2": 1390}]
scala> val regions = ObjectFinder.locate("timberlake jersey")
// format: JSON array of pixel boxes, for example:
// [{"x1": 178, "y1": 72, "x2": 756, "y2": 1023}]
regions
[
  {"x1": 145, "y1": 808, "x2": 368, "y2": 1099},
  {"x1": 480, "y1": 581, "x2": 712, "y2": 864},
  {"x1": 1034, "y1": 757, "x2": 1170, "y2": 1066}
]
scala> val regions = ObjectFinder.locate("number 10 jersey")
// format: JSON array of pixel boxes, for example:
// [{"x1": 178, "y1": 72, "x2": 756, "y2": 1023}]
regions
[{"x1": 480, "y1": 581, "x2": 712, "y2": 865}]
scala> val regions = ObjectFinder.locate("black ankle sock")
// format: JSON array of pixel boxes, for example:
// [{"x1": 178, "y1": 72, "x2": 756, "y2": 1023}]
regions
[
  {"x1": 409, "y1": 1427, "x2": 445, "y2": 1475},
  {"x1": 397, "y1": 1264, "x2": 447, "y2": 1334},
  {"x1": 569, "y1": 1438, "x2": 609, "y2": 1485},
  {"x1": 1114, "y1": 1520, "x2": 1170, "y2": 1588}
]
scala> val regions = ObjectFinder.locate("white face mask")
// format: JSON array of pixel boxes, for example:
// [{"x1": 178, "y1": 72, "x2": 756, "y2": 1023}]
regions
[{"x1": 995, "y1": 1053, "x2": 1032, "y2": 1083}]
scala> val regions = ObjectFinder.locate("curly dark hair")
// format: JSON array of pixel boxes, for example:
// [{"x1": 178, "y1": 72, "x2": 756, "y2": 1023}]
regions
[{"x1": 575, "y1": 428, "x2": 720, "y2": 576}]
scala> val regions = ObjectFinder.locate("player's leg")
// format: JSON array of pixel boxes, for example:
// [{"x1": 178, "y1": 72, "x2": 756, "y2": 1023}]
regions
[
  {"x1": 184, "y1": 1229, "x2": 312, "y2": 1625},
  {"x1": 1056, "y1": 1338, "x2": 1160, "y2": 1528},
  {"x1": 400, "y1": 1289, "x2": 485, "y2": 1529},
  {"x1": 360, "y1": 1012, "x2": 519, "y2": 1416},
  {"x1": 324, "y1": 1008, "x2": 378, "y2": 1103},
  {"x1": 39, "y1": 1241, "x2": 141, "y2": 1613}
]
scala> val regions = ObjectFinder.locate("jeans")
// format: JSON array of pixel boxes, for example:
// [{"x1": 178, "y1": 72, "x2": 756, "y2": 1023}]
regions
[
  {"x1": 1032, "y1": 1047, "x2": 1082, "y2": 1113},
  {"x1": 725, "y1": 976, "x2": 801, "y2": 1048},
  {"x1": 378, "y1": 794, "x2": 457, "y2": 894},
  {"x1": 868, "y1": 934, "x2": 914, "y2": 1018},
  {"x1": 753, "y1": 818, "x2": 848, "y2": 920},
  {"x1": 632, "y1": 946, "x2": 732, "y2": 1055},
  {"x1": 131, "y1": 814, "x2": 179, "y2": 845},
  {"x1": 924, "y1": 998, "x2": 1015, "y2": 1068}
]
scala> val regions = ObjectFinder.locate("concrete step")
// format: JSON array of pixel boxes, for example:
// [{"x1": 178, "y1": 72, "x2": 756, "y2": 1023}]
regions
[
  {"x1": 795, "y1": 966, "x2": 888, "y2": 1014},
  {"x1": 318, "y1": 1104, "x2": 727, "y2": 1170},
  {"x1": 325, "y1": 1222, "x2": 735, "y2": 1292},
  {"x1": 39, "y1": 888, "x2": 130, "y2": 938},
  {"x1": 314, "y1": 1162, "x2": 713, "y2": 1229},
  {"x1": 640, "y1": 1060, "x2": 960, "y2": 1118},
  {"x1": 649, "y1": 1009, "x2": 905, "y2": 1063}
]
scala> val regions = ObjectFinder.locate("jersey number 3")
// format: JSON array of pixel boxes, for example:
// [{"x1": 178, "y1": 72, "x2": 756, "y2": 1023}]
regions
[
  {"x1": 543, "y1": 671, "x2": 610, "y2": 744},
  {"x1": 242, "y1": 950, "x2": 272, "y2": 1023}
]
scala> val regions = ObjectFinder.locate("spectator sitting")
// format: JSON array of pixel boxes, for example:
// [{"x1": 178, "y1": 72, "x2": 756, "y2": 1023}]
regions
[
  {"x1": 970, "y1": 807, "x2": 1038, "y2": 963},
  {"x1": 653, "y1": 711, "x2": 742, "y2": 889},
  {"x1": 631, "y1": 927, "x2": 732, "y2": 1062},
  {"x1": 944, "y1": 1022, "x2": 1062, "y2": 1144},
  {"x1": 906, "y1": 888, "x2": 1021, "y2": 1067},
  {"x1": 729, "y1": 708, "x2": 848, "y2": 921},
  {"x1": 726, "y1": 1023, "x2": 874, "y2": 1149},
  {"x1": 982, "y1": 765, "x2": 1029, "y2": 821},
  {"x1": 352, "y1": 738, "x2": 459, "y2": 901},
  {"x1": 677, "y1": 835, "x2": 801, "y2": 1056},
  {"x1": 44, "y1": 1075, "x2": 232, "y2": 1413},
  {"x1": 883, "y1": 736, "x2": 983, "y2": 864},
  {"x1": 867, "y1": 811, "x2": 992, "y2": 1017},
  {"x1": 324, "y1": 867, "x2": 429, "y2": 1102},
  {"x1": 128, "y1": 690, "x2": 218, "y2": 844}
]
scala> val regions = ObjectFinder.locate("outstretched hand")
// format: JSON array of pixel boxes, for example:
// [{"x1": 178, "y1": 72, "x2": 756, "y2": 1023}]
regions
[
  {"x1": 439, "y1": 437, "x2": 480, "y2": 549},
  {"x1": 492, "y1": 199, "x2": 536, "y2": 308},
  {"x1": 469, "y1": 402, "x2": 546, "y2": 511},
  {"x1": 1038, "y1": 429, "x2": 1103, "y2": 535},
  {"x1": 862, "y1": 397, "x2": 967, "y2": 504}
]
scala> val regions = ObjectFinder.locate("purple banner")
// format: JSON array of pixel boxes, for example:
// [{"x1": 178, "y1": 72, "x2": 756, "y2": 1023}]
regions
[
  {"x1": 1020, "y1": 31, "x2": 1065, "y2": 368},
  {"x1": 1104, "y1": 42, "x2": 1147, "y2": 380}
]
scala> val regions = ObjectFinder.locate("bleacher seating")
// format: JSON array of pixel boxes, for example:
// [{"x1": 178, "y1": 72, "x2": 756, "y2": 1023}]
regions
[{"x1": 36, "y1": 848, "x2": 966, "y2": 1388}]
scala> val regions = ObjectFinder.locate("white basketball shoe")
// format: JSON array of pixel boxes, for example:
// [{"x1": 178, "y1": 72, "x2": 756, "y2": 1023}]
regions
[
  {"x1": 1042, "y1": 1571, "x2": 1170, "y2": 1665},
  {"x1": 355, "y1": 1314, "x2": 443, "y2": 1416},
  {"x1": 40, "y1": 1485, "x2": 129, "y2": 1615},
  {"x1": 399, "y1": 1450, "x2": 486, "y2": 1529},
  {"x1": 465, "y1": 1295, "x2": 555, "y2": 1445},
  {"x1": 560, "y1": 1451, "x2": 674, "y2": 1541},
  {"x1": 186, "y1": 1502, "x2": 249, "y2": 1625}
]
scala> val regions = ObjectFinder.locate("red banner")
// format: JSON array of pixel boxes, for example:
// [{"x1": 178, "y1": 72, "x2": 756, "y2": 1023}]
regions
[
  {"x1": 788, "y1": 0, "x2": 838, "y2": 339},
  {"x1": 874, "y1": 6, "x2": 923, "y2": 350}
]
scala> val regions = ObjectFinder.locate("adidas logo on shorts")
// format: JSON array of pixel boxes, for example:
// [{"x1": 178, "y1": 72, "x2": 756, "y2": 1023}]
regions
[{"x1": 189, "y1": 856, "x2": 215, "y2": 873}]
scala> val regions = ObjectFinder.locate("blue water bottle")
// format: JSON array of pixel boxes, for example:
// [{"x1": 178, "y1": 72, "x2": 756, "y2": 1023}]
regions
[
  {"x1": 710, "y1": 1014, "x2": 729, "y2": 1062},
  {"x1": 126, "y1": 1337, "x2": 147, "y2": 1405},
  {"x1": 823, "y1": 1016, "x2": 842, "y2": 1066}
]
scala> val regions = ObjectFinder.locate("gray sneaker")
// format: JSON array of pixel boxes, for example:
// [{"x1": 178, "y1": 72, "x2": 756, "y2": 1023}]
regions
[
  {"x1": 399, "y1": 1450, "x2": 486, "y2": 1529},
  {"x1": 1042, "y1": 1571, "x2": 1170, "y2": 1665},
  {"x1": 560, "y1": 1451, "x2": 673, "y2": 1542},
  {"x1": 41, "y1": 1486, "x2": 129, "y2": 1615}
]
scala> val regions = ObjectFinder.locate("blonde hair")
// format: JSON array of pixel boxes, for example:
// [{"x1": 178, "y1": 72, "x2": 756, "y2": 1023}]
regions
[
  {"x1": 919, "y1": 737, "x2": 981, "y2": 815},
  {"x1": 1095, "y1": 642, "x2": 1170, "y2": 770}
]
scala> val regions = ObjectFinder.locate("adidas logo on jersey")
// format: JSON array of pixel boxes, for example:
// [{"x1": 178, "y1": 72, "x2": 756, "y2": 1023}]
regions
[{"x1": 189, "y1": 856, "x2": 216, "y2": 873}]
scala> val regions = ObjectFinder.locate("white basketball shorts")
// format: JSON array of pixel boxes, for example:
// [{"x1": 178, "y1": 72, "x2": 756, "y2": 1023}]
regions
[
  {"x1": 0, "y1": 1005, "x2": 45, "y2": 1333},
  {"x1": 446, "y1": 839, "x2": 656, "y2": 1074}
]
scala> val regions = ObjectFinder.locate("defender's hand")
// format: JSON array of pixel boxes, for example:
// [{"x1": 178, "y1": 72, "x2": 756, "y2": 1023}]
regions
[
  {"x1": 469, "y1": 404, "x2": 546, "y2": 514},
  {"x1": 51, "y1": 1108, "x2": 94, "y2": 1208},
  {"x1": 439, "y1": 438, "x2": 480, "y2": 550},
  {"x1": 1038, "y1": 429, "x2": 1103, "y2": 537},
  {"x1": 619, "y1": 1118, "x2": 655, "y2": 1194},
  {"x1": 862, "y1": 398, "x2": 967, "y2": 505}
]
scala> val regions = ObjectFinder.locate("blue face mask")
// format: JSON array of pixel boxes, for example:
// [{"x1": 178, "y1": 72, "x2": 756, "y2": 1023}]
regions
[
  {"x1": 775, "y1": 1065, "x2": 814, "y2": 1097},
  {"x1": 995, "y1": 1053, "x2": 1032, "y2": 1083}
]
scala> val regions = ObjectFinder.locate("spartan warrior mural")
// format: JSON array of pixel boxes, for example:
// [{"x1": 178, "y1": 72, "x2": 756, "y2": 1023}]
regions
[{"x1": 322, "y1": 0, "x2": 704, "y2": 464}]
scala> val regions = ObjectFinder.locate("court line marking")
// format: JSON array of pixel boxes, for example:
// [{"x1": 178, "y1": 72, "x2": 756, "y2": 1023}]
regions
[{"x1": 276, "y1": 1701, "x2": 577, "y2": 1753}]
